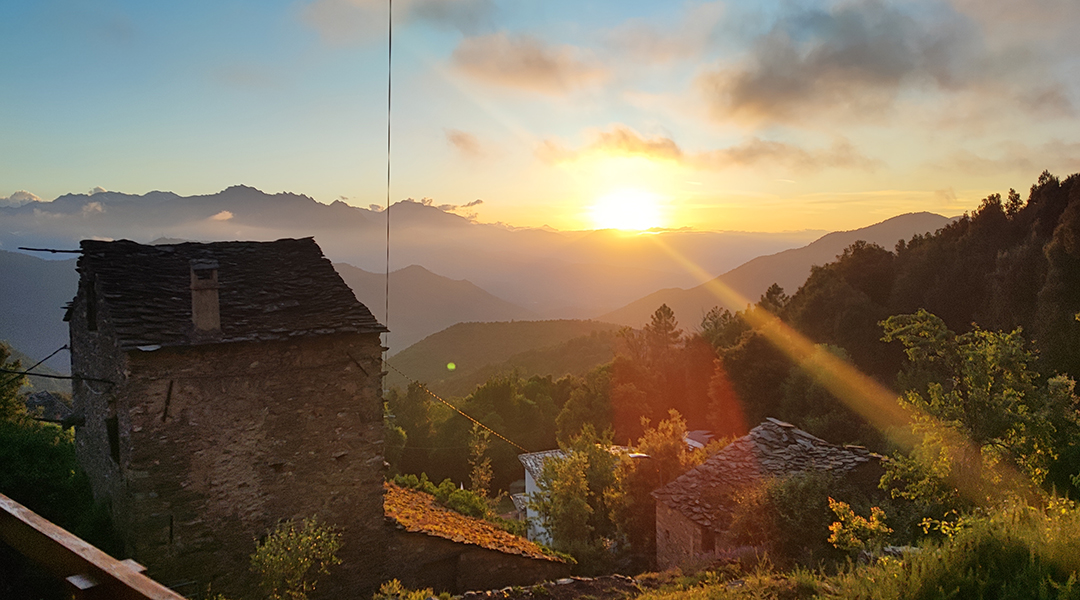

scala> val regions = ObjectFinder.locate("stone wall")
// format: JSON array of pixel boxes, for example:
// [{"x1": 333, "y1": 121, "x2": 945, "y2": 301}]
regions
[
  {"x1": 387, "y1": 529, "x2": 570, "y2": 594},
  {"x1": 70, "y1": 275, "x2": 135, "y2": 535},
  {"x1": 72, "y1": 300, "x2": 387, "y2": 597},
  {"x1": 655, "y1": 501, "x2": 705, "y2": 570}
]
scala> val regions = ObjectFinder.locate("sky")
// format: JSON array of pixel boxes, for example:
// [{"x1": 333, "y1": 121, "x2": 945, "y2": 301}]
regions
[{"x1": 2, "y1": 0, "x2": 1080, "y2": 232}]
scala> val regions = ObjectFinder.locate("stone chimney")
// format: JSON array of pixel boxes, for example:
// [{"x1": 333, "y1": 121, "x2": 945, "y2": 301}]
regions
[{"x1": 190, "y1": 259, "x2": 220, "y2": 331}]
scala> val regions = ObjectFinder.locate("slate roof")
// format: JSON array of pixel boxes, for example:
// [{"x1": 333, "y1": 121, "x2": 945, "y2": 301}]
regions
[
  {"x1": 518, "y1": 446, "x2": 629, "y2": 481},
  {"x1": 75, "y1": 238, "x2": 385, "y2": 350},
  {"x1": 24, "y1": 391, "x2": 73, "y2": 422},
  {"x1": 518, "y1": 450, "x2": 567, "y2": 481},
  {"x1": 383, "y1": 483, "x2": 562, "y2": 562},
  {"x1": 652, "y1": 418, "x2": 881, "y2": 530}
]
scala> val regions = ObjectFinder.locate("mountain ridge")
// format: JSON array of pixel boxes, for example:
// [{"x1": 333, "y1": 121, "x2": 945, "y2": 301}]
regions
[{"x1": 599, "y1": 212, "x2": 953, "y2": 328}]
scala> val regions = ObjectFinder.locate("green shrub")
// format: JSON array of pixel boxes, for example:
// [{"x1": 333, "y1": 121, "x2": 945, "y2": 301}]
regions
[
  {"x1": 834, "y1": 500, "x2": 1080, "y2": 599},
  {"x1": 727, "y1": 472, "x2": 848, "y2": 568},
  {"x1": 250, "y1": 516, "x2": 341, "y2": 600},
  {"x1": 393, "y1": 473, "x2": 491, "y2": 519}
]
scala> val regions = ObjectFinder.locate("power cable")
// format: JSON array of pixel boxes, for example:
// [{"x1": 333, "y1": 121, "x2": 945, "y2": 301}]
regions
[
  {"x1": 384, "y1": 362, "x2": 530, "y2": 454},
  {"x1": 1, "y1": 345, "x2": 69, "y2": 388},
  {"x1": 383, "y1": 0, "x2": 393, "y2": 346}
]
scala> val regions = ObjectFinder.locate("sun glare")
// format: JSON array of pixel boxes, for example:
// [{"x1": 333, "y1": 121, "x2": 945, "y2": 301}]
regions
[{"x1": 589, "y1": 188, "x2": 664, "y2": 231}]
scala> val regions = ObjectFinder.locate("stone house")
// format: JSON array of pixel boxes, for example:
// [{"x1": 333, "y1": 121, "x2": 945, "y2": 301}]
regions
[
  {"x1": 384, "y1": 482, "x2": 569, "y2": 592},
  {"x1": 67, "y1": 238, "x2": 387, "y2": 597},
  {"x1": 651, "y1": 418, "x2": 882, "y2": 569}
]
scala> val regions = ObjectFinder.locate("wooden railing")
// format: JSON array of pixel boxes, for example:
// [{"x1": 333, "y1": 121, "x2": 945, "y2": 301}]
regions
[{"x1": 0, "y1": 492, "x2": 186, "y2": 599}]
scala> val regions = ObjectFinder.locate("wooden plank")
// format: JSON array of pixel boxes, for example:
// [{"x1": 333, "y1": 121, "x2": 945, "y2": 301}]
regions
[{"x1": 0, "y1": 492, "x2": 186, "y2": 600}]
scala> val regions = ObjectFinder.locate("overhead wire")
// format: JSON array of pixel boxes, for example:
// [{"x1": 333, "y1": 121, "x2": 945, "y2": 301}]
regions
[
  {"x1": 384, "y1": 362, "x2": 529, "y2": 454},
  {"x1": 383, "y1": 0, "x2": 393, "y2": 348},
  {"x1": 1, "y1": 344, "x2": 69, "y2": 388},
  {"x1": 375, "y1": 0, "x2": 527, "y2": 455}
]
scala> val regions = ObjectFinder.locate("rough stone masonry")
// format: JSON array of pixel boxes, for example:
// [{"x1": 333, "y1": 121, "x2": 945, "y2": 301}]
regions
[{"x1": 68, "y1": 237, "x2": 387, "y2": 597}]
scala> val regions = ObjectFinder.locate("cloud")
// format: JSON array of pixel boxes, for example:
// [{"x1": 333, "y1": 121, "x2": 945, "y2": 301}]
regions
[
  {"x1": 445, "y1": 129, "x2": 485, "y2": 159},
  {"x1": 697, "y1": 0, "x2": 1071, "y2": 125},
  {"x1": 82, "y1": 201, "x2": 105, "y2": 217},
  {"x1": 939, "y1": 141, "x2": 1080, "y2": 176},
  {"x1": 90, "y1": 186, "x2": 107, "y2": 195},
  {"x1": 695, "y1": 137, "x2": 881, "y2": 171},
  {"x1": 301, "y1": 0, "x2": 492, "y2": 44},
  {"x1": 401, "y1": 196, "x2": 483, "y2": 219},
  {"x1": 950, "y1": 0, "x2": 1080, "y2": 48},
  {"x1": 604, "y1": 1, "x2": 725, "y2": 64},
  {"x1": 538, "y1": 125, "x2": 877, "y2": 172},
  {"x1": 0, "y1": 190, "x2": 43, "y2": 208},
  {"x1": 537, "y1": 125, "x2": 683, "y2": 163},
  {"x1": 451, "y1": 32, "x2": 608, "y2": 95},
  {"x1": 210, "y1": 210, "x2": 234, "y2": 221}
]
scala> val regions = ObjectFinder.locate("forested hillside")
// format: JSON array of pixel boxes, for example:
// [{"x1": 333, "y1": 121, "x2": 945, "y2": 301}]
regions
[
  {"x1": 386, "y1": 320, "x2": 621, "y2": 393},
  {"x1": 387, "y1": 172, "x2": 1080, "y2": 577}
]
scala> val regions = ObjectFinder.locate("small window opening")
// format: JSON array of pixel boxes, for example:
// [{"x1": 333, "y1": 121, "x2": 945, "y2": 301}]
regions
[{"x1": 106, "y1": 416, "x2": 120, "y2": 464}]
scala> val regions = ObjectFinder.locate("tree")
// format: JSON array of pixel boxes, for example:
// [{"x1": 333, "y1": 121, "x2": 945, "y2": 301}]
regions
[
  {"x1": 610, "y1": 410, "x2": 707, "y2": 569},
  {"x1": 250, "y1": 516, "x2": 342, "y2": 600},
  {"x1": 700, "y1": 306, "x2": 749, "y2": 351},
  {"x1": 0, "y1": 343, "x2": 26, "y2": 422},
  {"x1": 758, "y1": 283, "x2": 790, "y2": 315},
  {"x1": 555, "y1": 367, "x2": 612, "y2": 442},
  {"x1": 467, "y1": 423, "x2": 492, "y2": 498},
  {"x1": 644, "y1": 304, "x2": 682, "y2": 362},
  {"x1": 529, "y1": 425, "x2": 619, "y2": 571},
  {"x1": 880, "y1": 310, "x2": 1080, "y2": 508}
]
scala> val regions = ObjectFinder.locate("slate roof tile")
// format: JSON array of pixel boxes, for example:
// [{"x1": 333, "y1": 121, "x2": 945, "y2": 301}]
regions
[
  {"x1": 652, "y1": 418, "x2": 882, "y2": 530},
  {"x1": 76, "y1": 238, "x2": 385, "y2": 350}
]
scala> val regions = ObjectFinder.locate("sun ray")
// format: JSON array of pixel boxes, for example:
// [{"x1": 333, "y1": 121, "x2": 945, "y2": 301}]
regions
[{"x1": 645, "y1": 235, "x2": 1035, "y2": 505}]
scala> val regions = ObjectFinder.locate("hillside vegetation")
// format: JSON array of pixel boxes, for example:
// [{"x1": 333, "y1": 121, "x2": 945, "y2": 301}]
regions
[
  {"x1": 600, "y1": 212, "x2": 950, "y2": 327},
  {"x1": 388, "y1": 172, "x2": 1080, "y2": 597},
  {"x1": 386, "y1": 320, "x2": 622, "y2": 395}
]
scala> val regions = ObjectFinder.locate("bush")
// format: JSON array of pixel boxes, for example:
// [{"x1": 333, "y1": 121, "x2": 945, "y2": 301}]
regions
[
  {"x1": 250, "y1": 516, "x2": 342, "y2": 600},
  {"x1": 727, "y1": 473, "x2": 851, "y2": 568},
  {"x1": 374, "y1": 579, "x2": 450, "y2": 600},
  {"x1": 834, "y1": 500, "x2": 1080, "y2": 599},
  {"x1": 393, "y1": 473, "x2": 490, "y2": 519}
]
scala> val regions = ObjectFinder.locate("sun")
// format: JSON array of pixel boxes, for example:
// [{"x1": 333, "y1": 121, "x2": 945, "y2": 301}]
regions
[{"x1": 589, "y1": 188, "x2": 664, "y2": 231}]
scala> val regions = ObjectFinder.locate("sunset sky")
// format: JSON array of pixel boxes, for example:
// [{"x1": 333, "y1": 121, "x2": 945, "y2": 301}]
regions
[{"x1": 3, "y1": 0, "x2": 1080, "y2": 232}]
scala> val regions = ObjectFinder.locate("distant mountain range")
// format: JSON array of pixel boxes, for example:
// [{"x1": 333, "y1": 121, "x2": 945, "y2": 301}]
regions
[
  {"x1": 334, "y1": 263, "x2": 535, "y2": 351},
  {"x1": 0, "y1": 185, "x2": 951, "y2": 375},
  {"x1": 0, "y1": 185, "x2": 824, "y2": 318},
  {"x1": 600, "y1": 212, "x2": 953, "y2": 328}
]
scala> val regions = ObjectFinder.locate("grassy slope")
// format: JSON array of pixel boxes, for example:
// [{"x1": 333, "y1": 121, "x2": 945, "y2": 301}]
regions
[{"x1": 386, "y1": 320, "x2": 622, "y2": 397}]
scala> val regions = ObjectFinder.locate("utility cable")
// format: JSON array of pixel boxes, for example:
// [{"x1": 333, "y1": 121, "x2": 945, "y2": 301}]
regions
[
  {"x1": 1, "y1": 345, "x2": 69, "y2": 388},
  {"x1": 0, "y1": 368, "x2": 114, "y2": 385},
  {"x1": 383, "y1": 0, "x2": 393, "y2": 344},
  {"x1": 384, "y1": 362, "x2": 529, "y2": 454}
]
